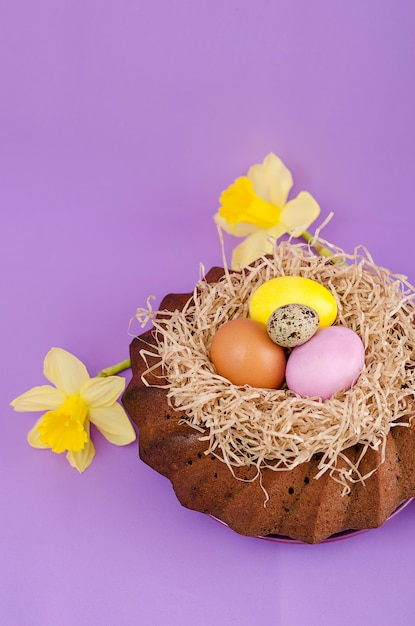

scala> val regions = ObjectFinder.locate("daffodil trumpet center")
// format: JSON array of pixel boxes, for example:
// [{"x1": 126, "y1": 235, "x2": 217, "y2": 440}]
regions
[
  {"x1": 38, "y1": 395, "x2": 89, "y2": 454},
  {"x1": 219, "y1": 176, "x2": 281, "y2": 230}
]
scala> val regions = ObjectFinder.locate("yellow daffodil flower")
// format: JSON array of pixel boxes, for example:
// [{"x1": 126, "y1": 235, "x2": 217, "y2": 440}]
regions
[
  {"x1": 214, "y1": 152, "x2": 321, "y2": 268},
  {"x1": 11, "y1": 347, "x2": 136, "y2": 472}
]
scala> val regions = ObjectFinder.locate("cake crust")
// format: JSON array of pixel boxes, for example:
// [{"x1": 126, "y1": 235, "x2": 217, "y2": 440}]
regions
[{"x1": 123, "y1": 266, "x2": 415, "y2": 543}]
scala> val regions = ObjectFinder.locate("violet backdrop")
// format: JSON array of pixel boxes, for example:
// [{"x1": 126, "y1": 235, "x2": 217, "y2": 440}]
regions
[{"x1": 1, "y1": 1, "x2": 415, "y2": 624}]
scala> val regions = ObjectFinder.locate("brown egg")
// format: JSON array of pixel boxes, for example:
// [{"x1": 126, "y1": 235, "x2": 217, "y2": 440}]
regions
[{"x1": 210, "y1": 318, "x2": 286, "y2": 388}]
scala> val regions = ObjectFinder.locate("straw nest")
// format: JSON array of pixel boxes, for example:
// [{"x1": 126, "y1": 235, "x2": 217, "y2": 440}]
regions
[{"x1": 135, "y1": 241, "x2": 415, "y2": 491}]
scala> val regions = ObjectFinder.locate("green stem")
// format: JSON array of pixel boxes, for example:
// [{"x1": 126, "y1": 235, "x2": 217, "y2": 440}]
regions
[
  {"x1": 97, "y1": 358, "x2": 131, "y2": 377},
  {"x1": 300, "y1": 230, "x2": 343, "y2": 263},
  {"x1": 300, "y1": 230, "x2": 333, "y2": 258}
]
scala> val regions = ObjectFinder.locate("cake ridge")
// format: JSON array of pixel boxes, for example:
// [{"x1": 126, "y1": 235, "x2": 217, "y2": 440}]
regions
[{"x1": 123, "y1": 241, "x2": 415, "y2": 543}]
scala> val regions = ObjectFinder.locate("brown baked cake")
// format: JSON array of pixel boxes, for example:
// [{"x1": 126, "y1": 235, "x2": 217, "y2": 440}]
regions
[{"x1": 123, "y1": 243, "x2": 415, "y2": 543}]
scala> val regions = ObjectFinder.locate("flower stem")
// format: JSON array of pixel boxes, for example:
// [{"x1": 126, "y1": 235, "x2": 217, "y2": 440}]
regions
[
  {"x1": 97, "y1": 358, "x2": 131, "y2": 377},
  {"x1": 300, "y1": 229, "x2": 344, "y2": 263}
]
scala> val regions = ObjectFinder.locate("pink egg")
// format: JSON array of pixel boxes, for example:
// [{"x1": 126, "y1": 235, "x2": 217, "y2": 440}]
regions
[{"x1": 285, "y1": 326, "x2": 365, "y2": 400}]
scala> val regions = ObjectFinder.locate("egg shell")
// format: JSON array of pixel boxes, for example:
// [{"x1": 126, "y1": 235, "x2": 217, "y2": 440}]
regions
[
  {"x1": 267, "y1": 303, "x2": 320, "y2": 348},
  {"x1": 285, "y1": 326, "x2": 365, "y2": 400},
  {"x1": 249, "y1": 276, "x2": 337, "y2": 329},
  {"x1": 210, "y1": 318, "x2": 286, "y2": 389}
]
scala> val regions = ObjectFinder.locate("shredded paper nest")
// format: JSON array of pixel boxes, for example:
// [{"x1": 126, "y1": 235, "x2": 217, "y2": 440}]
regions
[{"x1": 135, "y1": 241, "x2": 415, "y2": 491}]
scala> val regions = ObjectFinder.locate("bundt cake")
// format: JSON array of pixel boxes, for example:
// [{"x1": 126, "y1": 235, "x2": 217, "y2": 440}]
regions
[{"x1": 123, "y1": 243, "x2": 415, "y2": 544}]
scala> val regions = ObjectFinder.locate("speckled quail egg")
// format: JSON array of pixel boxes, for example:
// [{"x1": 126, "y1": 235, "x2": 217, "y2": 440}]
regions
[{"x1": 267, "y1": 303, "x2": 320, "y2": 348}]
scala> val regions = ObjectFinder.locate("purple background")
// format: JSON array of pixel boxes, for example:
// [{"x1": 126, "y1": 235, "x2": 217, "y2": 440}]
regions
[{"x1": 2, "y1": 1, "x2": 415, "y2": 624}]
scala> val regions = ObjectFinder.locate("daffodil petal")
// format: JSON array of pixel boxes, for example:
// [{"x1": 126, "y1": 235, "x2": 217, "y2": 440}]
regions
[
  {"x1": 248, "y1": 153, "x2": 293, "y2": 207},
  {"x1": 44, "y1": 348, "x2": 90, "y2": 395},
  {"x1": 231, "y1": 230, "x2": 277, "y2": 269},
  {"x1": 89, "y1": 403, "x2": 136, "y2": 445},
  {"x1": 11, "y1": 385, "x2": 66, "y2": 412},
  {"x1": 281, "y1": 191, "x2": 321, "y2": 236},
  {"x1": 214, "y1": 212, "x2": 259, "y2": 237},
  {"x1": 27, "y1": 417, "x2": 50, "y2": 449},
  {"x1": 66, "y1": 423, "x2": 95, "y2": 472},
  {"x1": 80, "y1": 376, "x2": 125, "y2": 408}
]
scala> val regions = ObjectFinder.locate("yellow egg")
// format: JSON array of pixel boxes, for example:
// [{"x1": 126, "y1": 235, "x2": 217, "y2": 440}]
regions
[{"x1": 249, "y1": 276, "x2": 337, "y2": 329}]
